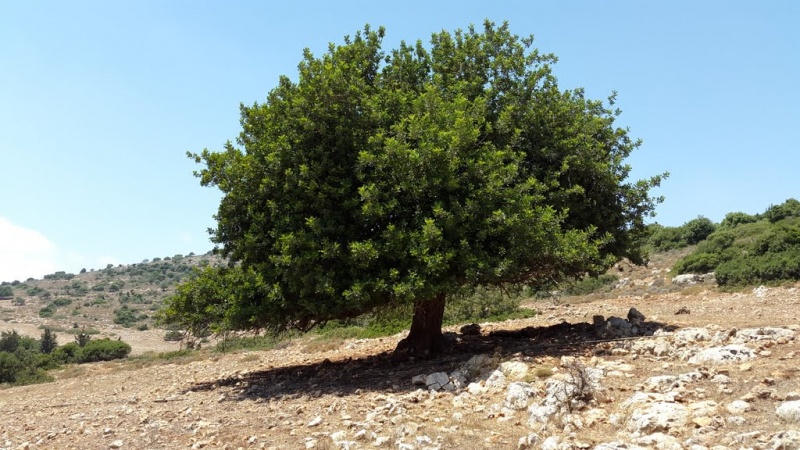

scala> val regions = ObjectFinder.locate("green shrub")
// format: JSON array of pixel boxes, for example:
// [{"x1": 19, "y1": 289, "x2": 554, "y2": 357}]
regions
[
  {"x1": 648, "y1": 225, "x2": 687, "y2": 252},
  {"x1": 0, "y1": 337, "x2": 57, "y2": 386},
  {"x1": 76, "y1": 339, "x2": 131, "y2": 363},
  {"x1": 0, "y1": 351, "x2": 23, "y2": 383},
  {"x1": 0, "y1": 330, "x2": 21, "y2": 353},
  {"x1": 674, "y1": 205, "x2": 800, "y2": 286},
  {"x1": 720, "y1": 211, "x2": 759, "y2": 229},
  {"x1": 164, "y1": 330, "x2": 184, "y2": 341},
  {"x1": 43, "y1": 271, "x2": 75, "y2": 280},
  {"x1": 114, "y1": 305, "x2": 146, "y2": 327},
  {"x1": 0, "y1": 286, "x2": 13, "y2": 297},
  {"x1": 560, "y1": 274, "x2": 619, "y2": 296},
  {"x1": 40, "y1": 328, "x2": 57, "y2": 354},
  {"x1": 38, "y1": 305, "x2": 55, "y2": 318},
  {"x1": 683, "y1": 216, "x2": 717, "y2": 245},
  {"x1": 765, "y1": 198, "x2": 800, "y2": 223},
  {"x1": 52, "y1": 342, "x2": 81, "y2": 364},
  {"x1": 74, "y1": 328, "x2": 92, "y2": 347},
  {"x1": 52, "y1": 297, "x2": 73, "y2": 307},
  {"x1": 673, "y1": 253, "x2": 720, "y2": 275},
  {"x1": 12, "y1": 368, "x2": 54, "y2": 385},
  {"x1": 445, "y1": 286, "x2": 536, "y2": 323}
]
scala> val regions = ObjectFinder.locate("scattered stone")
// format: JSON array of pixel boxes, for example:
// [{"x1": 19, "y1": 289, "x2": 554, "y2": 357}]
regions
[
  {"x1": 373, "y1": 436, "x2": 390, "y2": 447},
  {"x1": 467, "y1": 382, "x2": 486, "y2": 396},
  {"x1": 516, "y1": 433, "x2": 540, "y2": 449},
  {"x1": 673, "y1": 328, "x2": 712, "y2": 346},
  {"x1": 485, "y1": 370, "x2": 508, "y2": 390},
  {"x1": 675, "y1": 306, "x2": 691, "y2": 315},
  {"x1": 109, "y1": 440, "x2": 124, "y2": 449},
  {"x1": 635, "y1": 432, "x2": 682, "y2": 450},
  {"x1": 777, "y1": 400, "x2": 800, "y2": 423},
  {"x1": 594, "y1": 315, "x2": 638, "y2": 339},
  {"x1": 595, "y1": 442, "x2": 647, "y2": 450},
  {"x1": 672, "y1": 274, "x2": 702, "y2": 285},
  {"x1": 688, "y1": 345, "x2": 755, "y2": 365},
  {"x1": 425, "y1": 372, "x2": 453, "y2": 392},
  {"x1": 628, "y1": 307, "x2": 646, "y2": 324},
  {"x1": 726, "y1": 400, "x2": 751, "y2": 415},
  {"x1": 500, "y1": 361, "x2": 529, "y2": 380},
  {"x1": 734, "y1": 327, "x2": 795, "y2": 343},
  {"x1": 540, "y1": 436, "x2": 560, "y2": 450},
  {"x1": 504, "y1": 382, "x2": 537, "y2": 410},
  {"x1": 765, "y1": 430, "x2": 800, "y2": 450},
  {"x1": 460, "y1": 323, "x2": 482, "y2": 335},
  {"x1": 753, "y1": 285, "x2": 769, "y2": 298},
  {"x1": 627, "y1": 402, "x2": 689, "y2": 434},
  {"x1": 307, "y1": 416, "x2": 323, "y2": 427}
]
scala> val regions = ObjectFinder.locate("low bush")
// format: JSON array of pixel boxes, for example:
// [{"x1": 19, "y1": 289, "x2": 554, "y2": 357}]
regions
[
  {"x1": 560, "y1": 274, "x2": 619, "y2": 297},
  {"x1": 674, "y1": 200, "x2": 800, "y2": 287},
  {"x1": 647, "y1": 216, "x2": 718, "y2": 252},
  {"x1": 75, "y1": 339, "x2": 132, "y2": 363},
  {"x1": 52, "y1": 343, "x2": 81, "y2": 364},
  {"x1": 164, "y1": 330, "x2": 184, "y2": 341}
]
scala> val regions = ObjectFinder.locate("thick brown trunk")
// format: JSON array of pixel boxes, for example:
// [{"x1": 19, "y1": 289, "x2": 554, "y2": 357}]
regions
[{"x1": 393, "y1": 293, "x2": 447, "y2": 360}]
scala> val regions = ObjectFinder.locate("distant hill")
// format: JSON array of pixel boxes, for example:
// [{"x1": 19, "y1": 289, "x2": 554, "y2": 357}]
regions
[{"x1": 0, "y1": 252, "x2": 222, "y2": 333}]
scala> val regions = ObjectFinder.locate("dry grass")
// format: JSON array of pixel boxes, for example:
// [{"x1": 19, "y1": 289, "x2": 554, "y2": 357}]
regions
[{"x1": 302, "y1": 337, "x2": 344, "y2": 354}]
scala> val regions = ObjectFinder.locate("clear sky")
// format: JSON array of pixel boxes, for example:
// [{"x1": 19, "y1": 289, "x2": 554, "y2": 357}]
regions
[{"x1": 1, "y1": 1, "x2": 798, "y2": 282}]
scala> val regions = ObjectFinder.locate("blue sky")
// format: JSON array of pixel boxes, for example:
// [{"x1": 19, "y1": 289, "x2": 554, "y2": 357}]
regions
[{"x1": 1, "y1": 1, "x2": 798, "y2": 282}]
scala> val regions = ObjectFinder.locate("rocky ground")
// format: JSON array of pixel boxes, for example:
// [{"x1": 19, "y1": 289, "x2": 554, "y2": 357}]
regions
[{"x1": 2, "y1": 280, "x2": 800, "y2": 450}]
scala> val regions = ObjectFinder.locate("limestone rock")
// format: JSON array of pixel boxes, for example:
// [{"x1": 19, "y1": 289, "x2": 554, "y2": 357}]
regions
[
  {"x1": 725, "y1": 400, "x2": 751, "y2": 415},
  {"x1": 777, "y1": 400, "x2": 800, "y2": 423},
  {"x1": 425, "y1": 372, "x2": 454, "y2": 392},
  {"x1": 734, "y1": 327, "x2": 795, "y2": 343},
  {"x1": 765, "y1": 430, "x2": 800, "y2": 450},
  {"x1": 688, "y1": 345, "x2": 755, "y2": 365},
  {"x1": 500, "y1": 361, "x2": 530, "y2": 380},
  {"x1": 673, "y1": 328, "x2": 712, "y2": 346},
  {"x1": 595, "y1": 316, "x2": 638, "y2": 339},
  {"x1": 484, "y1": 370, "x2": 507, "y2": 390},
  {"x1": 627, "y1": 402, "x2": 689, "y2": 434},
  {"x1": 635, "y1": 433, "x2": 682, "y2": 450},
  {"x1": 672, "y1": 274, "x2": 702, "y2": 285},
  {"x1": 516, "y1": 433, "x2": 539, "y2": 449},
  {"x1": 504, "y1": 382, "x2": 537, "y2": 411},
  {"x1": 594, "y1": 443, "x2": 647, "y2": 450}
]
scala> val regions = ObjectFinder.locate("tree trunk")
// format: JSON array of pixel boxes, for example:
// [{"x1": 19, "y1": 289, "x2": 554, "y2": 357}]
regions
[{"x1": 393, "y1": 293, "x2": 447, "y2": 360}]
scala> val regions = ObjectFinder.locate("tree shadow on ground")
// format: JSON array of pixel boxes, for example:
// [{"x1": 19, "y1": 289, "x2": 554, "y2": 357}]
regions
[{"x1": 187, "y1": 319, "x2": 676, "y2": 401}]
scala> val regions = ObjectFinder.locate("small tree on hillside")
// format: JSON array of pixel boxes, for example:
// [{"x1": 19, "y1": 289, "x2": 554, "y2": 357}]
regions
[
  {"x1": 159, "y1": 21, "x2": 666, "y2": 357},
  {"x1": 40, "y1": 328, "x2": 57, "y2": 354},
  {"x1": 0, "y1": 285, "x2": 13, "y2": 298}
]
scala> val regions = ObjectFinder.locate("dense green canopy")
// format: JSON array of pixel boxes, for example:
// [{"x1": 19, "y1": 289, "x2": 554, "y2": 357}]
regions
[{"x1": 160, "y1": 21, "x2": 665, "y2": 355}]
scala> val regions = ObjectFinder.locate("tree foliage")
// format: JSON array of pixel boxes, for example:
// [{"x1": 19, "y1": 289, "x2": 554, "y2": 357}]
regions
[
  {"x1": 646, "y1": 216, "x2": 717, "y2": 252},
  {"x1": 674, "y1": 199, "x2": 800, "y2": 286},
  {"x1": 160, "y1": 21, "x2": 665, "y2": 355},
  {"x1": 0, "y1": 285, "x2": 13, "y2": 297},
  {"x1": 40, "y1": 328, "x2": 57, "y2": 354}
]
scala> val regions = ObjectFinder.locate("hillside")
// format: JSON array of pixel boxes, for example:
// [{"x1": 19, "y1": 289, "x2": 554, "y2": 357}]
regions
[
  {"x1": 3, "y1": 250, "x2": 800, "y2": 449},
  {"x1": 0, "y1": 252, "x2": 223, "y2": 354}
]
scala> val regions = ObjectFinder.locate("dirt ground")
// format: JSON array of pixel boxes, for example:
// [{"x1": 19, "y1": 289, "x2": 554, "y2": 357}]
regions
[{"x1": 2, "y1": 282, "x2": 800, "y2": 449}]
